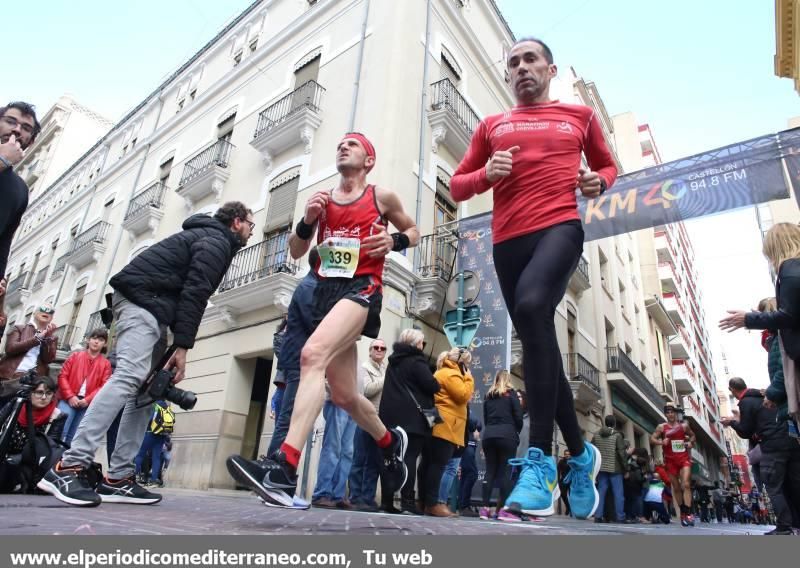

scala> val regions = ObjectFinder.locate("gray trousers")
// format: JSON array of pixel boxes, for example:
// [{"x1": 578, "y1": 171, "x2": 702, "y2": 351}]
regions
[{"x1": 62, "y1": 293, "x2": 166, "y2": 478}]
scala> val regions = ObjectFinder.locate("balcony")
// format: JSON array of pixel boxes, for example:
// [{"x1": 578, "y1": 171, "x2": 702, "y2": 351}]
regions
[
  {"x1": 563, "y1": 352, "x2": 602, "y2": 410},
  {"x1": 606, "y1": 346, "x2": 666, "y2": 418},
  {"x1": 412, "y1": 231, "x2": 458, "y2": 321},
  {"x1": 645, "y1": 295, "x2": 677, "y2": 336},
  {"x1": 83, "y1": 310, "x2": 106, "y2": 338},
  {"x1": 670, "y1": 326, "x2": 690, "y2": 359},
  {"x1": 4, "y1": 271, "x2": 30, "y2": 308},
  {"x1": 54, "y1": 324, "x2": 80, "y2": 353},
  {"x1": 212, "y1": 231, "x2": 300, "y2": 326},
  {"x1": 662, "y1": 292, "x2": 686, "y2": 327},
  {"x1": 428, "y1": 78, "x2": 479, "y2": 158},
  {"x1": 661, "y1": 375, "x2": 675, "y2": 402},
  {"x1": 51, "y1": 253, "x2": 70, "y2": 280},
  {"x1": 123, "y1": 181, "x2": 167, "y2": 238},
  {"x1": 568, "y1": 256, "x2": 591, "y2": 295},
  {"x1": 673, "y1": 361, "x2": 698, "y2": 394},
  {"x1": 250, "y1": 80, "x2": 325, "y2": 172},
  {"x1": 658, "y1": 261, "x2": 678, "y2": 289},
  {"x1": 67, "y1": 221, "x2": 110, "y2": 271},
  {"x1": 176, "y1": 139, "x2": 235, "y2": 208},
  {"x1": 31, "y1": 267, "x2": 48, "y2": 292}
]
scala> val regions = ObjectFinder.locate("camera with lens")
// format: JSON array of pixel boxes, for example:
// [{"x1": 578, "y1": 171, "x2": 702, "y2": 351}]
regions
[
  {"x1": 146, "y1": 368, "x2": 197, "y2": 411},
  {"x1": 19, "y1": 370, "x2": 38, "y2": 387}
]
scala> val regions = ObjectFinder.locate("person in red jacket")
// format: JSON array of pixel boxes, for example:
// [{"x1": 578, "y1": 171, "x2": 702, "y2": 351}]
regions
[
  {"x1": 57, "y1": 328, "x2": 111, "y2": 445},
  {"x1": 450, "y1": 37, "x2": 617, "y2": 520}
]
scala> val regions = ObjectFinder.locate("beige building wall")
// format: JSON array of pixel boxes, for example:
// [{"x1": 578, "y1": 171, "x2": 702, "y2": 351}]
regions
[{"x1": 14, "y1": 95, "x2": 112, "y2": 199}]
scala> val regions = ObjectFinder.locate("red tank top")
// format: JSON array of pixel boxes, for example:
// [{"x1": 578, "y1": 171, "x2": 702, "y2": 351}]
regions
[
  {"x1": 662, "y1": 422, "x2": 689, "y2": 459},
  {"x1": 315, "y1": 185, "x2": 387, "y2": 284}
]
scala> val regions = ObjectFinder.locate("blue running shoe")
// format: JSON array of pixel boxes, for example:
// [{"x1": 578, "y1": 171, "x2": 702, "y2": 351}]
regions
[
  {"x1": 564, "y1": 441, "x2": 601, "y2": 519},
  {"x1": 503, "y1": 447, "x2": 560, "y2": 517}
]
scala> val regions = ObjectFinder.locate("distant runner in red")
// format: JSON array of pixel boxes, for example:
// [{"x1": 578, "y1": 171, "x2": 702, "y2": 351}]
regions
[
  {"x1": 451, "y1": 37, "x2": 618, "y2": 519},
  {"x1": 651, "y1": 403, "x2": 696, "y2": 526}
]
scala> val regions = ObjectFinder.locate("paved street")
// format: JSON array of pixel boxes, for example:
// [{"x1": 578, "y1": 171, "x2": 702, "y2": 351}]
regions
[{"x1": 0, "y1": 488, "x2": 770, "y2": 535}]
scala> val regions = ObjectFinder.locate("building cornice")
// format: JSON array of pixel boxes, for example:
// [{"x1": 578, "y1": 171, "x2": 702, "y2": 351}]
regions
[{"x1": 775, "y1": 0, "x2": 800, "y2": 94}]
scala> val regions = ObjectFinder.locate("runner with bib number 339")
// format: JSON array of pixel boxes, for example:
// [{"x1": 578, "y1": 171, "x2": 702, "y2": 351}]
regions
[{"x1": 227, "y1": 133, "x2": 419, "y2": 509}]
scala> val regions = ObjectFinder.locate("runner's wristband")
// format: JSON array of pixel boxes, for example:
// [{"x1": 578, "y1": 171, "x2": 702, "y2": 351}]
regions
[
  {"x1": 391, "y1": 232, "x2": 410, "y2": 252},
  {"x1": 295, "y1": 218, "x2": 315, "y2": 240}
]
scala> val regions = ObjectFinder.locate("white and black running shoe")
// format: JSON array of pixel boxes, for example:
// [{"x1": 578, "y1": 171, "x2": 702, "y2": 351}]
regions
[
  {"x1": 37, "y1": 461, "x2": 102, "y2": 507},
  {"x1": 96, "y1": 475, "x2": 162, "y2": 504},
  {"x1": 379, "y1": 426, "x2": 408, "y2": 493},
  {"x1": 227, "y1": 451, "x2": 299, "y2": 508}
]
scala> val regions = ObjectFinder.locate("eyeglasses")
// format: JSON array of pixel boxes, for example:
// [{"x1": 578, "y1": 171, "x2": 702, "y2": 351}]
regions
[
  {"x1": 372, "y1": 346, "x2": 387, "y2": 352},
  {"x1": 38, "y1": 306, "x2": 55, "y2": 314},
  {"x1": 241, "y1": 219, "x2": 255, "y2": 231},
  {"x1": 32, "y1": 390, "x2": 54, "y2": 399},
  {"x1": 1, "y1": 115, "x2": 35, "y2": 135}
]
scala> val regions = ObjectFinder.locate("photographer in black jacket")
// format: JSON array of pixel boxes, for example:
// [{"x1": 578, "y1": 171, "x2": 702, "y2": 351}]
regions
[{"x1": 39, "y1": 202, "x2": 253, "y2": 507}]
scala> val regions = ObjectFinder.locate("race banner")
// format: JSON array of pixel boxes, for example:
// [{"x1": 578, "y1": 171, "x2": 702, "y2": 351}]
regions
[
  {"x1": 456, "y1": 213, "x2": 511, "y2": 502},
  {"x1": 577, "y1": 126, "x2": 799, "y2": 241}
]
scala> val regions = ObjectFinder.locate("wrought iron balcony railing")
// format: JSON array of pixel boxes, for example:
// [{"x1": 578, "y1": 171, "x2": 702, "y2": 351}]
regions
[
  {"x1": 253, "y1": 80, "x2": 325, "y2": 140},
  {"x1": 32, "y1": 267, "x2": 48, "y2": 291},
  {"x1": 52, "y1": 253, "x2": 70, "y2": 280},
  {"x1": 218, "y1": 230, "x2": 299, "y2": 293},
  {"x1": 84, "y1": 310, "x2": 106, "y2": 337},
  {"x1": 125, "y1": 182, "x2": 167, "y2": 220},
  {"x1": 606, "y1": 346, "x2": 665, "y2": 410},
  {"x1": 54, "y1": 324, "x2": 79, "y2": 352},
  {"x1": 70, "y1": 221, "x2": 110, "y2": 255},
  {"x1": 6, "y1": 271, "x2": 29, "y2": 296},
  {"x1": 416, "y1": 233, "x2": 457, "y2": 281},
  {"x1": 563, "y1": 352, "x2": 601, "y2": 394},
  {"x1": 430, "y1": 78, "x2": 480, "y2": 135},
  {"x1": 575, "y1": 255, "x2": 590, "y2": 282},
  {"x1": 178, "y1": 139, "x2": 235, "y2": 187}
]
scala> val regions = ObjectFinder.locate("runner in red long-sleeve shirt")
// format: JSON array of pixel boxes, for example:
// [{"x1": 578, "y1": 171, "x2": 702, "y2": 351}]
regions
[{"x1": 451, "y1": 37, "x2": 618, "y2": 520}]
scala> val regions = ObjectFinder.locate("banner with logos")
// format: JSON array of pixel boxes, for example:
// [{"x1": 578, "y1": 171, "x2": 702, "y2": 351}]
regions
[
  {"x1": 577, "y1": 127, "x2": 799, "y2": 241},
  {"x1": 456, "y1": 213, "x2": 511, "y2": 502}
]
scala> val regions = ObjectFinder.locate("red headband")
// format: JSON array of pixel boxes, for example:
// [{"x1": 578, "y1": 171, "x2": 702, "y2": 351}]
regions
[{"x1": 342, "y1": 132, "x2": 376, "y2": 166}]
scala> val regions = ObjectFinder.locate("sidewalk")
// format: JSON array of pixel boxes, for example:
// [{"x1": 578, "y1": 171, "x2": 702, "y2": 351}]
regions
[{"x1": 0, "y1": 489, "x2": 769, "y2": 535}]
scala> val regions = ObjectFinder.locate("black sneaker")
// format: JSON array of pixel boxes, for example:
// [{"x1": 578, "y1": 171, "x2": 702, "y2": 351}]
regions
[
  {"x1": 763, "y1": 528, "x2": 794, "y2": 535},
  {"x1": 379, "y1": 426, "x2": 408, "y2": 493},
  {"x1": 96, "y1": 476, "x2": 162, "y2": 504},
  {"x1": 37, "y1": 461, "x2": 101, "y2": 507},
  {"x1": 226, "y1": 452, "x2": 298, "y2": 508}
]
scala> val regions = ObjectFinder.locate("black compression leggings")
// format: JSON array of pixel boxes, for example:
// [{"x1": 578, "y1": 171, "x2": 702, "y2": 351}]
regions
[{"x1": 493, "y1": 220, "x2": 585, "y2": 457}]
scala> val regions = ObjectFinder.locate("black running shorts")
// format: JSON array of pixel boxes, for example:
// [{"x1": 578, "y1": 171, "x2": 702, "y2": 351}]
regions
[{"x1": 311, "y1": 275, "x2": 383, "y2": 338}]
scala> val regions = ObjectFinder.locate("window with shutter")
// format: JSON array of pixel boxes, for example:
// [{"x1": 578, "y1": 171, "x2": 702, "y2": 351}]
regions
[{"x1": 264, "y1": 169, "x2": 301, "y2": 233}]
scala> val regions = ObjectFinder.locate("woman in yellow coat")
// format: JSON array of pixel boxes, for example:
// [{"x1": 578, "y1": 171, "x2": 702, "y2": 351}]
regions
[{"x1": 419, "y1": 348, "x2": 475, "y2": 517}]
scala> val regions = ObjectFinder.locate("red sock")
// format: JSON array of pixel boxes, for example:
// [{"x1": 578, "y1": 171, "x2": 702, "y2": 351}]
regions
[
  {"x1": 280, "y1": 443, "x2": 301, "y2": 469},
  {"x1": 376, "y1": 430, "x2": 392, "y2": 449}
]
